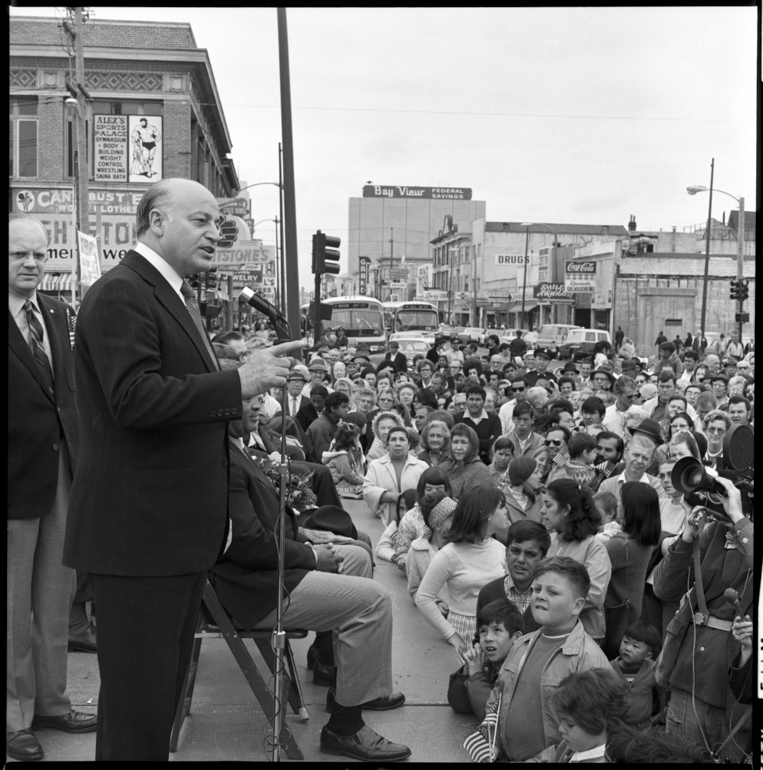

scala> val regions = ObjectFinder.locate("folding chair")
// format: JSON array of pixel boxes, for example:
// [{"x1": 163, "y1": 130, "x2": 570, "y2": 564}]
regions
[{"x1": 170, "y1": 578, "x2": 309, "y2": 760}]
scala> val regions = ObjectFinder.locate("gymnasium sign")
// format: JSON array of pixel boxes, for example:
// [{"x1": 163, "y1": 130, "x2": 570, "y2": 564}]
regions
[{"x1": 362, "y1": 185, "x2": 472, "y2": 200}]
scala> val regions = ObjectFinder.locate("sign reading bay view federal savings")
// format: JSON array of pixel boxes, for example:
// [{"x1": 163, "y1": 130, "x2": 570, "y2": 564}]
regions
[{"x1": 363, "y1": 185, "x2": 472, "y2": 200}]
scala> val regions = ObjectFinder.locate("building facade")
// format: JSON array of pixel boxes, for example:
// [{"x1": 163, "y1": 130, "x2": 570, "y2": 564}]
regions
[
  {"x1": 9, "y1": 15, "x2": 239, "y2": 310},
  {"x1": 348, "y1": 184, "x2": 485, "y2": 301}
]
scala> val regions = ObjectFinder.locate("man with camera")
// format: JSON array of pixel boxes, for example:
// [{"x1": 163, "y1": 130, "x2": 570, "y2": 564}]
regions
[{"x1": 653, "y1": 475, "x2": 752, "y2": 763}]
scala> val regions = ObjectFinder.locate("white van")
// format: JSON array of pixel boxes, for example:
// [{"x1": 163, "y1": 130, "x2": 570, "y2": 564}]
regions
[
  {"x1": 534, "y1": 324, "x2": 581, "y2": 356},
  {"x1": 559, "y1": 328, "x2": 612, "y2": 359}
]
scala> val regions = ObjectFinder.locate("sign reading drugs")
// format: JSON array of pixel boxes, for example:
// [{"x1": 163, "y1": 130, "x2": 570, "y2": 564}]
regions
[
  {"x1": 565, "y1": 260, "x2": 596, "y2": 292},
  {"x1": 77, "y1": 230, "x2": 101, "y2": 287}
]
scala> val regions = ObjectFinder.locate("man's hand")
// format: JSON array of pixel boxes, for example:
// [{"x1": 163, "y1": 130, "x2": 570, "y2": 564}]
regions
[
  {"x1": 313, "y1": 544, "x2": 344, "y2": 573},
  {"x1": 300, "y1": 527, "x2": 354, "y2": 545},
  {"x1": 680, "y1": 505, "x2": 706, "y2": 543},
  {"x1": 713, "y1": 475, "x2": 745, "y2": 524},
  {"x1": 238, "y1": 340, "x2": 307, "y2": 399},
  {"x1": 463, "y1": 644, "x2": 485, "y2": 677},
  {"x1": 732, "y1": 615, "x2": 753, "y2": 666}
]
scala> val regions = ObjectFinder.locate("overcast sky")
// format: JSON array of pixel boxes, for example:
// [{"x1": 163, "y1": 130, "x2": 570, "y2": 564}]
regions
[{"x1": 11, "y1": 6, "x2": 757, "y2": 284}]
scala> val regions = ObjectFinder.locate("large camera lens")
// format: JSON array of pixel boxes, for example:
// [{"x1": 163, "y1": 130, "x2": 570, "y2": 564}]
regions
[{"x1": 672, "y1": 457, "x2": 709, "y2": 495}]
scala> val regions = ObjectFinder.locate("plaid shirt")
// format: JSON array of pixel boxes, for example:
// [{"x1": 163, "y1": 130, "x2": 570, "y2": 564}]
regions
[{"x1": 503, "y1": 574, "x2": 534, "y2": 614}]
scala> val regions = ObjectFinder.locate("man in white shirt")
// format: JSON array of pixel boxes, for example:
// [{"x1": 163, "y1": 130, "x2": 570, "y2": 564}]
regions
[
  {"x1": 596, "y1": 433, "x2": 667, "y2": 503},
  {"x1": 498, "y1": 375, "x2": 529, "y2": 434},
  {"x1": 602, "y1": 375, "x2": 638, "y2": 437}
]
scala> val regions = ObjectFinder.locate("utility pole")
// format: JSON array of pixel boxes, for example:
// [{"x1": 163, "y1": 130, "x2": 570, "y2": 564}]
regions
[
  {"x1": 63, "y1": 7, "x2": 91, "y2": 304},
  {"x1": 735, "y1": 197, "x2": 745, "y2": 344},
  {"x1": 277, "y1": 9, "x2": 301, "y2": 348},
  {"x1": 389, "y1": 227, "x2": 394, "y2": 301}
]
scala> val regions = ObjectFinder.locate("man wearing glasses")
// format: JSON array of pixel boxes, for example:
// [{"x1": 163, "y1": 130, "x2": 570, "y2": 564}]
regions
[
  {"x1": 8, "y1": 215, "x2": 97, "y2": 760},
  {"x1": 601, "y1": 376, "x2": 638, "y2": 437},
  {"x1": 498, "y1": 375, "x2": 529, "y2": 434}
]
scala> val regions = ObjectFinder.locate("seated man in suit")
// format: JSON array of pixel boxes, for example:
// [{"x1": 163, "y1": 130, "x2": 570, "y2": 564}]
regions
[{"x1": 210, "y1": 408, "x2": 410, "y2": 762}]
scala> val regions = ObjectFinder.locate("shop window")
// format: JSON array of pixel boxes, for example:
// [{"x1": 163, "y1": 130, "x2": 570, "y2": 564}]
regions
[{"x1": 9, "y1": 96, "x2": 38, "y2": 178}]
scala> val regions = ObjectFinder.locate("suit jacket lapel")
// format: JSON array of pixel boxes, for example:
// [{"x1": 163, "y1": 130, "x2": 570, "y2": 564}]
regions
[
  {"x1": 8, "y1": 307, "x2": 55, "y2": 402},
  {"x1": 121, "y1": 251, "x2": 217, "y2": 373}
]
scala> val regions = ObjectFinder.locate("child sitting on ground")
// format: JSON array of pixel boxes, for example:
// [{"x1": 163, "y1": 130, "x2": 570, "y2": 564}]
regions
[
  {"x1": 593, "y1": 490, "x2": 621, "y2": 544},
  {"x1": 448, "y1": 599, "x2": 524, "y2": 721},
  {"x1": 321, "y1": 422, "x2": 365, "y2": 498},
  {"x1": 479, "y1": 556, "x2": 610, "y2": 762},
  {"x1": 527, "y1": 668, "x2": 626, "y2": 762},
  {"x1": 406, "y1": 492, "x2": 456, "y2": 606},
  {"x1": 608, "y1": 621, "x2": 661, "y2": 729}
]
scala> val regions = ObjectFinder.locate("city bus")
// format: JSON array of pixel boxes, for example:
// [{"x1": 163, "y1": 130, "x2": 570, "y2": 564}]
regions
[
  {"x1": 306, "y1": 296, "x2": 387, "y2": 353},
  {"x1": 383, "y1": 301, "x2": 439, "y2": 340}
]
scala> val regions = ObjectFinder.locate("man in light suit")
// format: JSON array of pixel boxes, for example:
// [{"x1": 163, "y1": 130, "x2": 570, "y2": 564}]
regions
[
  {"x1": 8, "y1": 214, "x2": 96, "y2": 761},
  {"x1": 63, "y1": 179, "x2": 304, "y2": 760},
  {"x1": 210, "y1": 412, "x2": 410, "y2": 762}
]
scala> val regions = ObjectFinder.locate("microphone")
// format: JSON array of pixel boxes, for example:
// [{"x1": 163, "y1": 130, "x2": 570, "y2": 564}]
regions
[
  {"x1": 240, "y1": 287, "x2": 291, "y2": 342},
  {"x1": 723, "y1": 587, "x2": 745, "y2": 619}
]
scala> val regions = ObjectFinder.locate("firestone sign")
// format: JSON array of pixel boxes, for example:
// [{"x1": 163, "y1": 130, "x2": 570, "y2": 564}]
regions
[{"x1": 362, "y1": 185, "x2": 472, "y2": 200}]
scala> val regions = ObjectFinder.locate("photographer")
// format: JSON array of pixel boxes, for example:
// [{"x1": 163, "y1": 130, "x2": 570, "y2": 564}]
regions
[{"x1": 652, "y1": 475, "x2": 752, "y2": 763}]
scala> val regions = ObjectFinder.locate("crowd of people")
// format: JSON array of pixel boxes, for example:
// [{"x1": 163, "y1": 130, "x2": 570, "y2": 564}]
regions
[{"x1": 8, "y1": 181, "x2": 754, "y2": 763}]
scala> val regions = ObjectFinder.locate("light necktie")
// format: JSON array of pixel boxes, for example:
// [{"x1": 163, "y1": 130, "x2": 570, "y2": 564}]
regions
[
  {"x1": 291, "y1": 397, "x2": 299, "y2": 416},
  {"x1": 180, "y1": 280, "x2": 219, "y2": 370},
  {"x1": 24, "y1": 300, "x2": 54, "y2": 393}
]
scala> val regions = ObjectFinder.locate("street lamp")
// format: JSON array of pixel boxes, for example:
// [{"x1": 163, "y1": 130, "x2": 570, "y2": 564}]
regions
[{"x1": 686, "y1": 165, "x2": 747, "y2": 346}]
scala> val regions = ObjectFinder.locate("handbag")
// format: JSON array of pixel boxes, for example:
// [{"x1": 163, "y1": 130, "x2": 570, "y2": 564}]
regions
[{"x1": 462, "y1": 692, "x2": 502, "y2": 762}]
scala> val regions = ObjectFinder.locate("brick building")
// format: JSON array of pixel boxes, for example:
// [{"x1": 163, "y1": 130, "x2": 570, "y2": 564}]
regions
[{"x1": 9, "y1": 15, "x2": 239, "y2": 300}]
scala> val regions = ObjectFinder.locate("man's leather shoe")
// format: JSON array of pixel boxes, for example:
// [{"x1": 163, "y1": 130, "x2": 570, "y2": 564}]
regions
[
  {"x1": 320, "y1": 724, "x2": 411, "y2": 761},
  {"x1": 306, "y1": 641, "x2": 319, "y2": 671},
  {"x1": 31, "y1": 710, "x2": 97, "y2": 734},
  {"x1": 312, "y1": 660, "x2": 337, "y2": 687},
  {"x1": 6, "y1": 729, "x2": 44, "y2": 761},
  {"x1": 326, "y1": 686, "x2": 406, "y2": 712},
  {"x1": 68, "y1": 622, "x2": 97, "y2": 652}
]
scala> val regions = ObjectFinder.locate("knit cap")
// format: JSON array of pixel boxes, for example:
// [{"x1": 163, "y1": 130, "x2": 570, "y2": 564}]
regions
[
  {"x1": 507, "y1": 456, "x2": 537, "y2": 486},
  {"x1": 429, "y1": 496, "x2": 457, "y2": 530}
]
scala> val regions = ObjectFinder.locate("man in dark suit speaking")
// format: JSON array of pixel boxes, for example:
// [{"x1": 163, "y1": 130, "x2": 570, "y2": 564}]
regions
[
  {"x1": 8, "y1": 215, "x2": 96, "y2": 762},
  {"x1": 63, "y1": 179, "x2": 305, "y2": 761}
]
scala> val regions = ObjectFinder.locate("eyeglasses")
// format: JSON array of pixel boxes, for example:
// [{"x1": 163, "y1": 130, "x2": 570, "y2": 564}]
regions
[
  {"x1": 706, "y1": 426, "x2": 727, "y2": 435},
  {"x1": 9, "y1": 250, "x2": 46, "y2": 261},
  {"x1": 544, "y1": 439, "x2": 563, "y2": 447},
  {"x1": 511, "y1": 386, "x2": 525, "y2": 392}
]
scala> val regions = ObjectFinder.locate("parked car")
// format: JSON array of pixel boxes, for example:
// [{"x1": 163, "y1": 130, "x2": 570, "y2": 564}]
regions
[
  {"x1": 533, "y1": 324, "x2": 581, "y2": 357},
  {"x1": 370, "y1": 337, "x2": 430, "y2": 369},
  {"x1": 389, "y1": 330, "x2": 435, "y2": 348},
  {"x1": 457, "y1": 327, "x2": 488, "y2": 345},
  {"x1": 559, "y1": 328, "x2": 612, "y2": 360}
]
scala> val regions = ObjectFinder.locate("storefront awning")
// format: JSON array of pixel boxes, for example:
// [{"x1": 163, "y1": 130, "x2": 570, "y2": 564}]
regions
[
  {"x1": 507, "y1": 302, "x2": 538, "y2": 314},
  {"x1": 40, "y1": 273, "x2": 73, "y2": 291}
]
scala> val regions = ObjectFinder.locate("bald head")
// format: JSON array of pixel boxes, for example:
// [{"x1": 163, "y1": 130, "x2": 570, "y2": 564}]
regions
[
  {"x1": 135, "y1": 179, "x2": 221, "y2": 278},
  {"x1": 526, "y1": 386, "x2": 549, "y2": 408}
]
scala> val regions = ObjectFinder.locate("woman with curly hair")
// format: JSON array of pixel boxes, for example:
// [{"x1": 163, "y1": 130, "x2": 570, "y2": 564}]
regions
[
  {"x1": 542, "y1": 479, "x2": 612, "y2": 643},
  {"x1": 418, "y1": 419, "x2": 451, "y2": 467},
  {"x1": 438, "y1": 423, "x2": 496, "y2": 499},
  {"x1": 366, "y1": 410, "x2": 405, "y2": 462}
]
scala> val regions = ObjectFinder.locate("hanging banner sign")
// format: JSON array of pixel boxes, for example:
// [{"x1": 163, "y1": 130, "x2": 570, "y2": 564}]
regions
[{"x1": 77, "y1": 230, "x2": 101, "y2": 287}]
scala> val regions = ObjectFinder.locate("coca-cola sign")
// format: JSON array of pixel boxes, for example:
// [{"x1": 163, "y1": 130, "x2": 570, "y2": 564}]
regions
[{"x1": 565, "y1": 260, "x2": 596, "y2": 274}]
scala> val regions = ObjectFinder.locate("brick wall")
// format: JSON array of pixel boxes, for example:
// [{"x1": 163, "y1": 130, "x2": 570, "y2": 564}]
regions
[
  {"x1": 37, "y1": 96, "x2": 65, "y2": 182},
  {"x1": 163, "y1": 100, "x2": 191, "y2": 179},
  {"x1": 11, "y1": 17, "x2": 195, "y2": 50}
]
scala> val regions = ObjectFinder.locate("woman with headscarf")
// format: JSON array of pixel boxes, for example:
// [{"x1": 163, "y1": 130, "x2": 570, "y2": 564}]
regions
[
  {"x1": 438, "y1": 423, "x2": 496, "y2": 499},
  {"x1": 499, "y1": 456, "x2": 544, "y2": 524}
]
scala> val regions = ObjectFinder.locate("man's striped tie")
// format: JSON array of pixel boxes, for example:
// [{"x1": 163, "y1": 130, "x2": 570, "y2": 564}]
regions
[
  {"x1": 24, "y1": 300, "x2": 54, "y2": 393},
  {"x1": 180, "y1": 280, "x2": 219, "y2": 370}
]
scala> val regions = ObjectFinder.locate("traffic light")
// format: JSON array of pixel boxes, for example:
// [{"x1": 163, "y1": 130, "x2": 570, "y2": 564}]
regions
[
  {"x1": 205, "y1": 267, "x2": 218, "y2": 291},
  {"x1": 730, "y1": 279, "x2": 740, "y2": 300},
  {"x1": 740, "y1": 279, "x2": 749, "y2": 301},
  {"x1": 312, "y1": 231, "x2": 341, "y2": 276}
]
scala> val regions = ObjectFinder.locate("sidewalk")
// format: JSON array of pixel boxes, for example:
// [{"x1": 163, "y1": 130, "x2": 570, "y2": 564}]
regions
[{"x1": 15, "y1": 498, "x2": 481, "y2": 762}]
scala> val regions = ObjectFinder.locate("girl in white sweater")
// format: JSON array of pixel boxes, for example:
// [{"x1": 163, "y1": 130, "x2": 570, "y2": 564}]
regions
[{"x1": 415, "y1": 486, "x2": 509, "y2": 655}]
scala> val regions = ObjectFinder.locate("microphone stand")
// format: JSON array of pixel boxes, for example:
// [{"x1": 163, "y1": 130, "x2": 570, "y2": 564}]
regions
[{"x1": 240, "y1": 288, "x2": 299, "y2": 761}]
